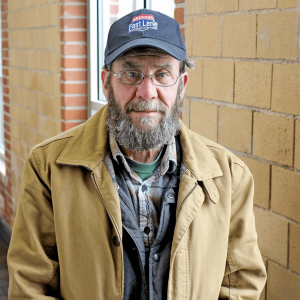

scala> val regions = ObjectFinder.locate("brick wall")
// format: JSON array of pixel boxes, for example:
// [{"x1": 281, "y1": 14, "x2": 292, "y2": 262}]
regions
[
  {"x1": 61, "y1": 0, "x2": 88, "y2": 131},
  {"x1": 175, "y1": 0, "x2": 300, "y2": 299}
]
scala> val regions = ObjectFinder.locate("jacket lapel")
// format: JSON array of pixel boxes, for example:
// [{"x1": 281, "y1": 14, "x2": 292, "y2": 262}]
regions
[
  {"x1": 170, "y1": 122, "x2": 223, "y2": 262},
  {"x1": 56, "y1": 105, "x2": 123, "y2": 239}
]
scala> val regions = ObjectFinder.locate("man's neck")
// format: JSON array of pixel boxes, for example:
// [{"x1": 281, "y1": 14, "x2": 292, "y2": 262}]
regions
[{"x1": 120, "y1": 145, "x2": 163, "y2": 164}]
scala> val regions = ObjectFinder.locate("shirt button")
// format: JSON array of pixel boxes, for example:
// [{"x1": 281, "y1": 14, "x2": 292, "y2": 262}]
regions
[
  {"x1": 167, "y1": 194, "x2": 174, "y2": 199},
  {"x1": 153, "y1": 254, "x2": 160, "y2": 262},
  {"x1": 113, "y1": 235, "x2": 120, "y2": 247},
  {"x1": 144, "y1": 226, "x2": 150, "y2": 235}
]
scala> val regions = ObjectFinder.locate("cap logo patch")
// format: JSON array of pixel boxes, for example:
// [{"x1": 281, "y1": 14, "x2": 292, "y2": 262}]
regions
[{"x1": 128, "y1": 14, "x2": 158, "y2": 33}]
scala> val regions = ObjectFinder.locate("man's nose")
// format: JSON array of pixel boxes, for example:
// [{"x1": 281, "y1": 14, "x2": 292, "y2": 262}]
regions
[{"x1": 135, "y1": 75, "x2": 158, "y2": 100}]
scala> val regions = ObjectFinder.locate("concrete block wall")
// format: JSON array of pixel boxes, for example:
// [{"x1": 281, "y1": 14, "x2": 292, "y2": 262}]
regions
[
  {"x1": 174, "y1": 0, "x2": 300, "y2": 299},
  {"x1": 0, "y1": 0, "x2": 88, "y2": 226},
  {"x1": 5, "y1": 0, "x2": 62, "y2": 225}
]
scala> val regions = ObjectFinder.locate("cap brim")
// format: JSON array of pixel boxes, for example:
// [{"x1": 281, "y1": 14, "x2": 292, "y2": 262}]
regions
[{"x1": 105, "y1": 37, "x2": 186, "y2": 65}]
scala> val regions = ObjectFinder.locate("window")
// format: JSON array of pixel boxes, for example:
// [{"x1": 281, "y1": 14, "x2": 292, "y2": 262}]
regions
[
  {"x1": 0, "y1": 18, "x2": 5, "y2": 175},
  {"x1": 89, "y1": 0, "x2": 175, "y2": 116}
]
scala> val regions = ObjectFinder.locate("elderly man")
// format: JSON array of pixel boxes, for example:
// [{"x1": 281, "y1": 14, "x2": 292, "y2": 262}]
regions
[{"x1": 8, "y1": 9, "x2": 266, "y2": 300}]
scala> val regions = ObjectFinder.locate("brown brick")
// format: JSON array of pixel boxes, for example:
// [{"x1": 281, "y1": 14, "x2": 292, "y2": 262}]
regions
[
  {"x1": 253, "y1": 113, "x2": 294, "y2": 166},
  {"x1": 61, "y1": 18, "x2": 87, "y2": 29},
  {"x1": 206, "y1": 0, "x2": 238, "y2": 13},
  {"x1": 190, "y1": 101, "x2": 218, "y2": 142},
  {"x1": 290, "y1": 223, "x2": 300, "y2": 274},
  {"x1": 180, "y1": 28, "x2": 185, "y2": 42},
  {"x1": 239, "y1": 0, "x2": 276, "y2": 10},
  {"x1": 272, "y1": 64, "x2": 300, "y2": 116},
  {"x1": 219, "y1": 107, "x2": 252, "y2": 152},
  {"x1": 223, "y1": 14, "x2": 256, "y2": 58},
  {"x1": 268, "y1": 261, "x2": 300, "y2": 300},
  {"x1": 61, "y1": 31, "x2": 87, "y2": 42},
  {"x1": 61, "y1": 96, "x2": 88, "y2": 107},
  {"x1": 61, "y1": 83, "x2": 87, "y2": 94},
  {"x1": 186, "y1": 18, "x2": 192, "y2": 56},
  {"x1": 61, "y1": 44, "x2": 87, "y2": 56},
  {"x1": 183, "y1": 98, "x2": 190, "y2": 127},
  {"x1": 238, "y1": 156, "x2": 270, "y2": 209},
  {"x1": 254, "y1": 207, "x2": 288, "y2": 266},
  {"x1": 61, "y1": 5, "x2": 87, "y2": 17},
  {"x1": 193, "y1": 16, "x2": 221, "y2": 57},
  {"x1": 235, "y1": 61, "x2": 272, "y2": 109},
  {"x1": 186, "y1": 0, "x2": 205, "y2": 14},
  {"x1": 278, "y1": 0, "x2": 299, "y2": 8},
  {"x1": 203, "y1": 59, "x2": 234, "y2": 102},
  {"x1": 61, "y1": 58, "x2": 87, "y2": 69},
  {"x1": 62, "y1": 71, "x2": 87, "y2": 81},
  {"x1": 186, "y1": 59, "x2": 203, "y2": 98},
  {"x1": 257, "y1": 12, "x2": 298, "y2": 60},
  {"x1": 61, "y1": 109, "x2": 87, "y2": 121},
  {"x1": 174, "y1": 8, "x2": 184, "y2": 25},
  {"x1": 295, "y1": 121, "x2": 300, "y2": 170},
  {"x1": 61, "y1": 121, "x2": 84, "y2": 132},
  {"x1": 271, "y1": 166, "x2": 300, "y2": 223}
]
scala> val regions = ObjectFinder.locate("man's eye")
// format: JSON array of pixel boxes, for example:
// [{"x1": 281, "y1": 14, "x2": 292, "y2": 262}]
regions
[
  {"x1": 126, "y1": 71, "x2": 139, "y2": 78},
  {"x1": 156, "y1": 72, "x2": 170, "y2": 78}
]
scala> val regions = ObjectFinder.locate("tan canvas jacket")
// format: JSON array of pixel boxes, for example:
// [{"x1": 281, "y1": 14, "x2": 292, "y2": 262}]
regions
[{"x1": 7, "y1": 105, "x2": 267, "y2": 299}]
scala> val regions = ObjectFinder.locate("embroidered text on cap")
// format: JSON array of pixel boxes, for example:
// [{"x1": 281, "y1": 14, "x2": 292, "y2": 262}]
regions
[{"x1": 128, "y1": 14, "x2": 158, "y2": 33}]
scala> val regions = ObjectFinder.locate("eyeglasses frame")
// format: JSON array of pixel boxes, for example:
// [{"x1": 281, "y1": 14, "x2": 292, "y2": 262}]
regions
[{"x1": 110, "y1": 70, "x2": 181, "y2": 87}]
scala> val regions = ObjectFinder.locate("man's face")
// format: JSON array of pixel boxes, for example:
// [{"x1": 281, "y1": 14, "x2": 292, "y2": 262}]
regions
[
  {"x1": 102, "y1": 54, "x2": 188, "y2": 130},
  {"x1": 101, "y1": 52, "x2": 189, "y2": 151}
]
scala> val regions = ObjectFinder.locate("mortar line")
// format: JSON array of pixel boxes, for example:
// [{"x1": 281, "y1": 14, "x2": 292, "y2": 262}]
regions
[
  {"x1": 287, "y1": 222, "x2": 290, "y2": 268},
  {"x1": 229, "y1": 149, "x2": 300, "y2": 174},
  {"x1": 260, "y1": 255, "x2": 300, "y2": 278},
  {"x1": 270, "y1": 64, "x2": 274, "y2": 110},
  {"x1": 254, "y1": 204, "x2": 300, "y2": 228},
  {"x1": 61, "y1": 119, "x2": 86, "y2": 123},
  {"x1": 9, "y1": 99, "x2": 62, "y2": 124},
  {"x1": 251, "y1": 110, "x2": 254, "y2": 155},
  {"x1": 9, "y1": 83, "x2": 61, "y2": 99},
  {"x1": 188, "y1": 56, "x2": 300, "y2": 65},
  {"x1": 293, "y1": 119, "x2": 296, "y2": 168},
  {"x1": 255, "y1": 14, "x2": 258, "y2": 59},
  {"x1": 217, "y1": 106, "x2": 220, "y2": 144},
  {"x1": 8, "y1": 25, "x2": 60, "y2": 31},
  {"x1": 186, "y1": 7, "x2": 297, "y2": 18},
  {"x1": 9, "y1": 65, "x2": 60, "y2": 76},
  {"x1": 220, "y1": 15, "x2": 224, "y2": 58},
  {"x1": 187, "y1": 97, "x2": 298, "y2": 119},
  {"x1": 268, "y1": 163, "x2": 272, "y2": 210},
  {"x1": 188, "y1": 98, "x2": 191, "y2": 129}
]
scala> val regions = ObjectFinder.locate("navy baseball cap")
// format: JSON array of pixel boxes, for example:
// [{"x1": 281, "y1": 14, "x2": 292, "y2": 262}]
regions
[{"x1": 104, "y1": 9, "x2": 186, "y2": 65}]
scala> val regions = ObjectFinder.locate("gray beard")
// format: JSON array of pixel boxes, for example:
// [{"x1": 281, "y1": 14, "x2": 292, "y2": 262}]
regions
[{"x1": 106, "y1": 79, "x2": 183, "y2": 151}]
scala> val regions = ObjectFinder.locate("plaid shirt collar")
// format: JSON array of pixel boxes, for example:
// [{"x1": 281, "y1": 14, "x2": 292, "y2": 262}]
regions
[{"x1": 109, "y1": 134, "x2": 177, "y2": 177}]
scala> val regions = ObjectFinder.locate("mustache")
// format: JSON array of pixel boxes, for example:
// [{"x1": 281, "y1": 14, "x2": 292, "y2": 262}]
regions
[{"x1": 125, "y1": 100, "x2": 168, "y2": 114}]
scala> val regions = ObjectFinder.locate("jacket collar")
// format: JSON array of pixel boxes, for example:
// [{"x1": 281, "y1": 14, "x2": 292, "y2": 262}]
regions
[{"x1": 57, "y1": 105, "x2": 223, "y2": 180}]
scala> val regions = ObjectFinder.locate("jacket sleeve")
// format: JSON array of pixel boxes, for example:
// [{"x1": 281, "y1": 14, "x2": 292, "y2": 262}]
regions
[
  {"x1": 219, "y1": 163, "x2": 267, "y2": 299},
  {"x1": 7, "y1": 150, "x2": 60, "y2": 299}
]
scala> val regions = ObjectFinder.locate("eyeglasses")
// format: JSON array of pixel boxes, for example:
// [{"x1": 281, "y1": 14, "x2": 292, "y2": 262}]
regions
[{"x1": 111, "y1": 70, "x2": 181, "y2": 87}]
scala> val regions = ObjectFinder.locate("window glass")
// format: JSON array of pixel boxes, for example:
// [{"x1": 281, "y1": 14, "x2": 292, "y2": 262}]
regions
[{"x1": 90, "y1": 0, "x2": 175, "y2": 115}]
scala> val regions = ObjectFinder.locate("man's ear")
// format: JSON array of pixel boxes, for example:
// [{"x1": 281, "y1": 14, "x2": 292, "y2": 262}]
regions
[
  {"x1": 180, "y1": 72, "x2": 189, "y2": 99},
  {"x1": 101, "y1": 69, "x2": 110, "y2": 101}
]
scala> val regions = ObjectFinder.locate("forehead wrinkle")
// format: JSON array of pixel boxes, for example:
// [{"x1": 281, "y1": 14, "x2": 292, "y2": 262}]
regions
[
  {"x1": 153, "y1": 63, "x2": 173, "y2": 70},
  {"x1": 121, "y1": 60, "x2": 143, "y2": 69}
]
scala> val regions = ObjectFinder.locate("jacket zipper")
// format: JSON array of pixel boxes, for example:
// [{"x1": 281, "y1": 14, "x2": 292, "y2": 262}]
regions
[
  {"x1": 91, "y1": 172, "x2": 124, "y2": 300},
  {"x1": 176, "y1": 182, "x2": 198, "y2": 217}
]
